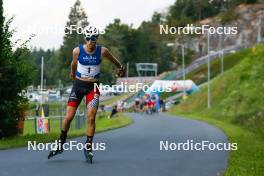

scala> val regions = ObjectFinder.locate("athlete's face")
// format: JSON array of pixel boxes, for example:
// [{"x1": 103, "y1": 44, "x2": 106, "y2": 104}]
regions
[{"x1": 85, "y1": 36, "x2": 97, "y2": 50}]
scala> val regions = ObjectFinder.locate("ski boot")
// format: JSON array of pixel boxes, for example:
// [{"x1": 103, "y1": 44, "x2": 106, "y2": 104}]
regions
[
  {"x1": 84, "y1": 143, "x2": 93, "y2": 164},
  {"x1": 48, "y1": 140, "x2": 64, "y2": 159}
]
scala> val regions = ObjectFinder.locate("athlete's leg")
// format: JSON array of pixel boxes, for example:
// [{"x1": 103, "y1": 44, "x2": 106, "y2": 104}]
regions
[
  {"x1": 86, "y1": 93, "x2": 99, "y2": 143},
  {"x1": 86, "y1": 106, "x2": 98, "y2": 139},
  {"x1": 56, "y1": 105, "x2": 80, "y2": 150},
  {"x1": 48, "y1": 80, "x2": 82, "y2": 159},
  {"x1": 48, "y1": 105, "x2": 79, "y2": 159},
  {"x1": 58, "y1": 80, "x2": 83, "y2": 146},
  {"x1": 62, "y1": 106, "x2": 78, "y2": 132},
  {"x1": 54, "y1": 105, "x2": 78, "y2": 152},
  {"x1": 83, "y1": 91, "x2": 99, "y2": 162}
]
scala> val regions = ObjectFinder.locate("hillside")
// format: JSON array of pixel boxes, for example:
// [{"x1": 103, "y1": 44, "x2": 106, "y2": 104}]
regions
[
  {"x1": 171, "y1": 45, "x2": 264, "y2": 135},
  {"x1": 169, "y1": 45, "x2": 264, "y2": 175}
]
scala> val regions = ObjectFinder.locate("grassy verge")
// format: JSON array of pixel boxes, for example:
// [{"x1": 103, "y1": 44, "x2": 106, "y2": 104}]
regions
[
  {"x1": 168, "y1": 110, "x2": 264, "y2": 176},
  {"x1": 0, "y1": 113, "x2": 132, "y2": 149},
  {"x1": 100, "y1": 93, "x2": 133, "y2": 106},
  {"x1": 168, "y1": 45, "x2": 264, "y2": 175}
]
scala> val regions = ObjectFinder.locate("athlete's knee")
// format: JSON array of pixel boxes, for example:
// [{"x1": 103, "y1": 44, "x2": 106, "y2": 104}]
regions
[
  {"x1": 87, "y1": 107, "x2": 97, "y2": 117},
  {"x1": 87, "y1": 117, "x2": 96, "y2": 125},
  {"x1": 64, "y1": 107, "x2": 76, "y2": 122},
  {"x1": 64, "y1": 116, "x2": 73, "y2": 124}
]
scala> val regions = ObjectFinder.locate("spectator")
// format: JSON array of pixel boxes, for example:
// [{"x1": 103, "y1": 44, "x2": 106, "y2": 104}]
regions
[
  {"x1": 134, "y1": 97, "x2": 140, "y2": 112},
  {"x1": 35, "y1": 104, "x2": 40, "y2": 117},
  {"x1": 159, "y1": 99, "x2": 164, "y2": 112},
  {"x1": 109, "y1": 105, "x2": 118, "y2": 118},
  {"x1": 117, "y1": 100, "x2": 124, "y2": 112},
  {"x1": 100, "y1": 104, "x2": 105, "y2": 113}
]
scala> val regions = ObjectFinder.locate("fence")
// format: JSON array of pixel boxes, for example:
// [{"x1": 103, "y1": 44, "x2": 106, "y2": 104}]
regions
[{"x1": 25, "y1": 108, "x2": 87, "y2": 135}]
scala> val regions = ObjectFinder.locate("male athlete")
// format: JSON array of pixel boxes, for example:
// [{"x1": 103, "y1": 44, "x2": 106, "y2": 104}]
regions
[{"x1": 48, "y1": 26, "x2": 125, "y2": 163}]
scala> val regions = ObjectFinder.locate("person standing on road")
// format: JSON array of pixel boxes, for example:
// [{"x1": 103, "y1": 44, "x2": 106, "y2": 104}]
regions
[{"x1": 48, "y1": 26, "x2": 125, "y2": 163}]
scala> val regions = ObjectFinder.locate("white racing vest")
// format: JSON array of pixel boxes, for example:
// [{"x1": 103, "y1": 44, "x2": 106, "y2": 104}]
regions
[{"x1": 76, "y1": 45, "x2": 102, "y2": 79}]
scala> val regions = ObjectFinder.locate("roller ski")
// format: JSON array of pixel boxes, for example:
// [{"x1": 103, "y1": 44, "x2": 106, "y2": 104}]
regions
[
  {"x1": 48, "y1": 130, "x2": 67, "y2": 159},
  {"x1": 48, "y1": 148, "x2": 63, "y2": 159},
  {"x1": 48, "y1": 138, "x2": 65, "y2": 159},
  {"x1": 84, "y1": 143, "x2": 93, "y2": 164}
]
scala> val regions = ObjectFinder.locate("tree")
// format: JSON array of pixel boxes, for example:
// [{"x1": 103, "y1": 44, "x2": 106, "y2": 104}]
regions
[
  {"x1": 57, "y1": 0, "x2": 89, "y2": 84},
  {"x1": 135, "y1": 18, "x2": 174, "y2": 74},
  {"x1": 30, "y1": 48, "x2": 56, "y2": 86},
  {"x1": 167, "y1": 0, "x2": 220, "y2": 24},
  {"x1": 100, "y1": 19, "x2": 145, "y2": 77},
  {"x1": 0, "y1": 0, "x2": 3, "y2": 60},
  {"x1": 0, "y1": 5, "x2": 34, "y2": 138},
  {"x1": 99, "y1": 16, "x2": 174, "y2": 78}
]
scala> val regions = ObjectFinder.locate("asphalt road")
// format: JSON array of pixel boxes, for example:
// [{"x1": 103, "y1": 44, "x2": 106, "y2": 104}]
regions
[{"x1": 0, "y1": 113, "x2": 228, "y2": 176}]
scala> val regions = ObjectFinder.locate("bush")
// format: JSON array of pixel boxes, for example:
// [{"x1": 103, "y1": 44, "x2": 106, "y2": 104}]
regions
[{"x1": 0, "y1": 15, "x2": 34, "y2": 138}]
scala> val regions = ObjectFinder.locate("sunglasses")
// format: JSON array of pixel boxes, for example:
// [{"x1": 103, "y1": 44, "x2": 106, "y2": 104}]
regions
[{"x1": 85, "y1": 36, "x2": 97, "y2": 42}]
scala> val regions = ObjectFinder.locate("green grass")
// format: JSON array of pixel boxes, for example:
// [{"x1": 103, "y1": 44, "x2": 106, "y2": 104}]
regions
[
  {"x1": 100, "y1": 93, "x2": 133, "y2": 106},
  {"x1": 160, "y1": 92, "x2": 176, "y2": 100},
  {"x1": 168, "y1": 111, "x2": 264, "y2": 176},
  {"x1": 186, "y1": 48, "x2": 251, "y2": 85},
  {"x1": 160, "y1": 48, "x2": 251, "y2": 99},
  {"x1": 0, "y1": 113, "x2": 132, "y2": 149},
  {"x1": 168, "y1": 45, "x2": 264, "y2": 175}
]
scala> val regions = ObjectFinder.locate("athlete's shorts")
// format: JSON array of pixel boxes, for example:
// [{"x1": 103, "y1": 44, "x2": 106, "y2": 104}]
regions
[{"x1": 67, "y1": 79, "x2": 100, "y2": 108}]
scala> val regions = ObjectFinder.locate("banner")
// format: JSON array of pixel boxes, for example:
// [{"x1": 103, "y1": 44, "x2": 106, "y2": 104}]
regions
[
  {"x1": 148, "y1": 80, "x2": 199, "y2": 94},
  {"x1": 36, "y1": 107, "x2": 49, "y2": 134}
]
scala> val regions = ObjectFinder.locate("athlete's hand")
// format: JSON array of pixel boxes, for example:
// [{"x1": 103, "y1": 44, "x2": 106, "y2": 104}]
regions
[
  {"x1": 69, "y1": 72, "x2": 76, "y2": 80},
  {"x1": 116, "y1": 66, "x2": 125, "y2": 77}
]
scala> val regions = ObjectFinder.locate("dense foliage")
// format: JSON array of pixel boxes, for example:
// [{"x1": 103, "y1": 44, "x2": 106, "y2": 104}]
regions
[{"x1": 0, "y1": 0, "x2": 34, "y2": 138}]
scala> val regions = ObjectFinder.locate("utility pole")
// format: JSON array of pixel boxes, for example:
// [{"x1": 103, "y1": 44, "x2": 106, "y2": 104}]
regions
[
  {"x1": 126, "y1": 62, "x2": 129, "y2": 77},
  {"x1": 219, "y1": 32, "x2": 224, "y2": 73},
  {"x1": 181, "y1": 45, "x2": 186, "y2": 96},
  {"x1": 207, "y1": 32, "x2": 211, "y2": 109},
  {"x1": 41, "y1": 56, "x2": 44, "y2": 105}
]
